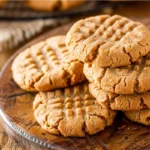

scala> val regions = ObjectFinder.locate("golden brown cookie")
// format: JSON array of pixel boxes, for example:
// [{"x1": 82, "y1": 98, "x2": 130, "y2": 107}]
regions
[
  {"x1": 66, "y1": 15, "x2": 150, "y2": 68},
  {"x1": 89, "y1": 83, "x2": 150, "y2": 111},
  {"x1": 84, "y1": 53, "x2": 150, "y2": 94},
  {"x1": 124, "y1": 109, "x2": 150, "y2": 126},
  {"x1": 33, "y1": 82, "x2": 117, "y2": 137},
  {"x1": 25, "y1": 0, "x2": 85, "y2": 12},
  {"x1": 12, "y1": 35, "x2": 86, "y2": 92}
]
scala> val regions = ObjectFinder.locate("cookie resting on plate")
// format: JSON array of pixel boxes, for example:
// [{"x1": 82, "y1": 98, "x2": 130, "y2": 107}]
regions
[
  {"x1": 89, "y1": 83, "x2": 150, "y2": 111},
  {"x1": 66, "y1": 15, "x2": 150, "y2": 68},
  {"x1": 12, "y1": 35, "x2": 86, "y2": 92},
  {"x1": 84, "y1": 53, "x2": 150, "y2": 94},
  {"x1": 124, "y1": 109, "x2": 150, "y2": 126},
  {"x1": 33, "y1": 82, "x2": 117, "y2": 137}
]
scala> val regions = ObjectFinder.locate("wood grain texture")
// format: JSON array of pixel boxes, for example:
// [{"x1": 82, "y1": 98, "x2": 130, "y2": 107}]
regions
[{"x1": 1, "y1": 18, "x2": 150, "y2": 150}]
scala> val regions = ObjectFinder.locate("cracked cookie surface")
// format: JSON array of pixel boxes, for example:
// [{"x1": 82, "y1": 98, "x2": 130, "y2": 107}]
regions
[
  {"x1": 25, "y1": 0, "x2": 85, "y2": 12},
  {"x1": 124, "y1": 109, "x2": 150, "y2": 126},
  {"x1": 89, "y1": 83, "x2": 150, "y2": 111},
  {"x1": 66, "y1": 15, "x2": 150, "y2": 68},
  {"x1": 84, "y1": 53, "x2": 150, "y2": 94},
  {"x1": 33, "y1": 82, "x2": 117, "y2": 137},
  {"x1": 12, "y1": 35, "x2": 86, "y2": 92}
]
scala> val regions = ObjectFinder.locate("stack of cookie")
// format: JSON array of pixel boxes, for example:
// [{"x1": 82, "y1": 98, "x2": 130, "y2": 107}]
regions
[
  {"x1": 66, "y1": 15, "x2": 150, "y2": 127},
  {"x1": 11, "y1": 14, "x2": 150, "y2": 137},
  {"x1": 12, "y1": 35, "x2": 117, "y2": 137}
]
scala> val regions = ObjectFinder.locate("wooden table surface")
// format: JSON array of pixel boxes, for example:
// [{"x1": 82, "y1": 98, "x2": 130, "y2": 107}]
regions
[{"x1": 1, "y1": 1, "x2": 150, "y2": 150}]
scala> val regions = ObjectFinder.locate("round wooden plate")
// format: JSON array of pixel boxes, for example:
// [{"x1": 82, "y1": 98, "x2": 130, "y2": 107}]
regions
[{"x1": 1, "y1": 20, "x2": 150, "y2": 150}]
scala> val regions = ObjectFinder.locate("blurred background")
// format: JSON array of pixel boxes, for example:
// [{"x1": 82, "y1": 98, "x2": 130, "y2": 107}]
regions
[
  {"x1": 0, "y1": 1, "x2": 150, "y2": 69},
  {"x1": 0, "y1": 0, "x2": 150, "y2": 149}
]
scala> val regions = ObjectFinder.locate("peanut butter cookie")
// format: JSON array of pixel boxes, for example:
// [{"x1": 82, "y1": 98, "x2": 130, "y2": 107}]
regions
[
  {"x1": 33, "y1": 82, "x2": 117, "y2": 137},
  {"x1": 89, "y1": 83, "x2": 150, "y2": 111},
  {"x1": 12, "y1": 35, "x2": 85, "y2": 92},
  {"x1": 84, "y1": 53, "x2": 150, "y2": 94},
  {"x1": 66, "y1": 15, "x2": 150, "y2": 67},
  {"x1": 124, "y1": 109, "x2": 150, "y2": 126}
]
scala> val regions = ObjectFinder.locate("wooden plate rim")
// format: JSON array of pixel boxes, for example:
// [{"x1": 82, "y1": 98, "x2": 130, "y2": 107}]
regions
[{"x1": 0, "y1": 23, "x2": 74, "y2": 149}]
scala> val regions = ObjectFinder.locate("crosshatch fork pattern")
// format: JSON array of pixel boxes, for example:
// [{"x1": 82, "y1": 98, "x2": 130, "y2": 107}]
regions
[
  {"x1": 33, "y1": 82, "x2": 117, "y2": 137},
  {"x1": 12, "y1": 36, "x2": 85, "y2": 92},
  {"x1": 23, "y1": 39, "x2": 75, "y2": 74},
  {"x1": 2, "y1": 18, "x2": 150, "y2": 149},
  {"x1": 37, "y1": 83, "x2": 96, "y2": 116},
  {"x1": 79, "y1": 15, "x2": 138, "y2": 42},
  {"x1": 77, "y1": 15, "x2": 139, "y2": 59},
  {"x1": 25, "y1": 43, "x2": 62, "y2": 74},
  {"x1": 66, "y1": 15, "x2": 150, "y2": 67}
]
